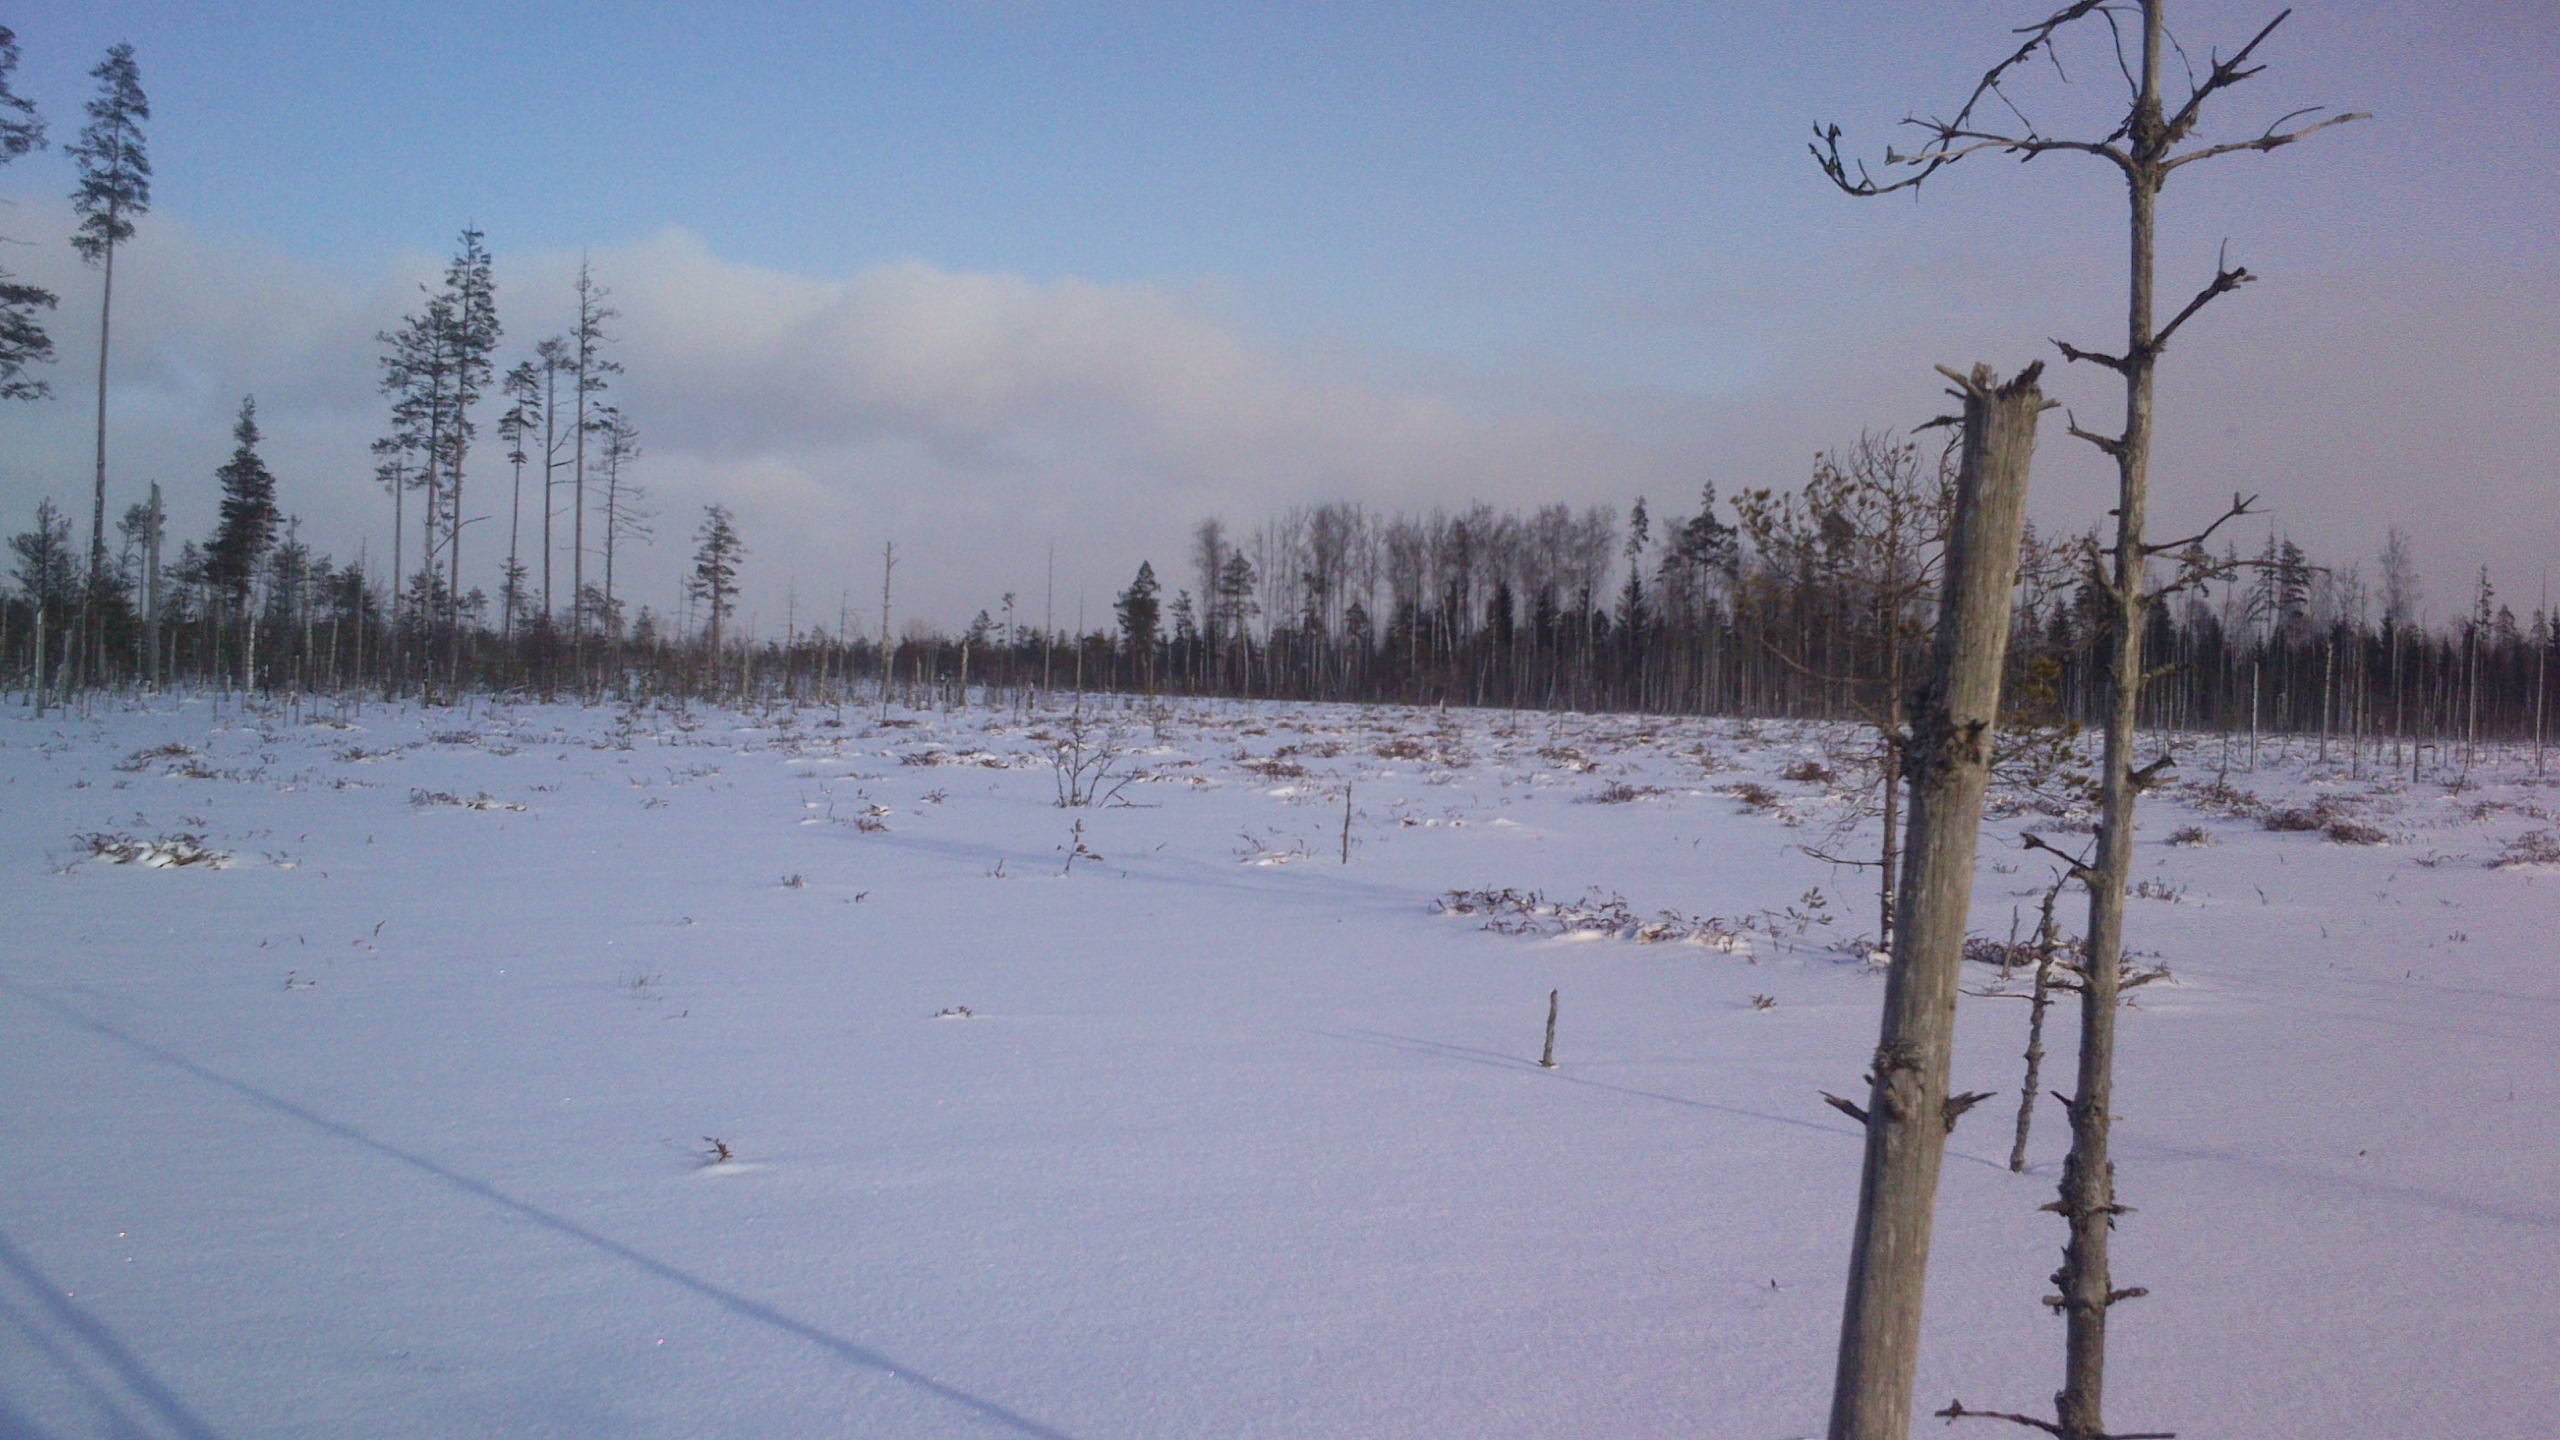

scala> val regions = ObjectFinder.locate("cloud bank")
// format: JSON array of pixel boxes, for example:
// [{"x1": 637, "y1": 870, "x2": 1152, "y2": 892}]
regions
[{"x1": 2, "y1": 215, "x2": 2553, "y2": 636}]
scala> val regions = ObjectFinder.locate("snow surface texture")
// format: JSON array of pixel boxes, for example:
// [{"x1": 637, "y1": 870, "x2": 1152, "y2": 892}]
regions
[{"x1": 2, "y1": 694, "x2": 2553, "y2": 1439}]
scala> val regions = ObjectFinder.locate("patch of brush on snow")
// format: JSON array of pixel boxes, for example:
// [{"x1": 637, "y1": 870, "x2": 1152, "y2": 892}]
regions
[
  {"x1": 409, "y1": 789, "x2": 528, "y2": 812},
  {"x1": 1437, "y1": 887, "x2": 1749, "y2": 951},
  {"x1": 2488, "y1": 830, "x2": 2560, "y2": 870},
  {"x1": 111, "y1": 741, "x2": 197, "y2": 773},
  {"x1": 79, "y1": 831, "x2": 233, "y2": 868}
]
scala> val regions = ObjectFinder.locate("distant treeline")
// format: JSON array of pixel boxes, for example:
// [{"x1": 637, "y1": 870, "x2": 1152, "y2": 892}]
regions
[{"x1": 8, "y1": 432, "x2": 2553, "y2": 759}]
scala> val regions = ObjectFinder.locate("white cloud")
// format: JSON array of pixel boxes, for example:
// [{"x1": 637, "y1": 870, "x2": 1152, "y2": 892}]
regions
[{"x1": 2, "y1": 216, "x2": 2552, "y2": 636}]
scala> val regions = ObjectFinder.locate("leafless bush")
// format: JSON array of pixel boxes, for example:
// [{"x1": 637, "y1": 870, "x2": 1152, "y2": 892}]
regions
[
  {"x1": 1051, "y1": 715, "x2": 1136, "y2": 807},
  {"x1": 2491, "y1": 830, "x2": 2560, "y2": 869},
  {"x1": 1436, "y1": 887, "x2": 1746, "y2": 950},
  {"x1": 410, "y1": 789, "x2": 527, "y2": 812},
  {"x1": 113, "y1": 742, "x2": 197, "y2": 773},
  {"x1": 79, "y1": 831, "x2": 233, "y2": 868},
  {"x1": 1582, "y1": 781, "x2": 1662, "y2": 805},
  {"x1": 1726, "y1": 781, "x2": 1781, "y2": 812},
  {"x1": 2167, "y1": 825, "x2": 2212, "y2": 847},
  {"x1": 2184, "y1": 779, "x2": 2268, "y2": 820},
  {"x1": 2323, "y1": 820, "x2": 2388, "y2": 846}
]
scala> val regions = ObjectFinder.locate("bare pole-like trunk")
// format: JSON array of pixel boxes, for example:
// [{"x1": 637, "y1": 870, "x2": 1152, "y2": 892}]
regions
[
  {"x1": 504, "y1": 454, "x2": 522, "y2": 644},
  {"x1": 143, "y1": 482, "x2": 162, "y2": 687},
  {"x1": 2055, "y1": 18, "x2": 2163, "y2": 1435},
  {"x1": 2008, "y1": 880, "x2": 2065, "y2": 1173},
  {"x1": 541, "y1": 362, "x2": 558, "y2": 623},
  {"x1": 880, "y1": 540, "x2": 897, "y2": 718},
  {"x1": 81, "y1": 229, "x2": 118, "y2": 692},
  {"x1": 388, "y1": 456, "x2": 405, "y2": 679},
  {"x1": 1827, "y1": 362, "x2": 2044, "y2": 1440},
  {"x1": 448, "y1": 439, "x2": 464, "y2": 690}
]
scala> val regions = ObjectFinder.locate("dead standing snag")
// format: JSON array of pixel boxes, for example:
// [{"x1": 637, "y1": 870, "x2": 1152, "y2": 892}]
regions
[
  {"x1": 1815, "y1": 6, "x2": 2360, "y2": 1438},
  {"x1": 1827, "y1": 363, "x2": 2046, "y2": 1440}
]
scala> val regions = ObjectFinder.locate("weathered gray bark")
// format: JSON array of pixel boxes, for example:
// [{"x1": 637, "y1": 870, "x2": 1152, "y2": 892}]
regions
[
  {"x1": 143, "y1": 482, "x2": 162, "y2": 687},
  {"x1": 1827, "y1": 363, "x2": 2045, "y2": 1440},
  {"x1": 2008, "y1": 881, "x2": 2064, "y2": 1173},
  {"x1": 76, "y1": 234, "x2": 115, "y2": 692}
]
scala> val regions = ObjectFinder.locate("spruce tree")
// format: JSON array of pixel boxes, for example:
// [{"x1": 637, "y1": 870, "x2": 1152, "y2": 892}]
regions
[
  {"x1": 204, "y1": 398, "x2": 279, "y2": 615},
  {"x1": 1116, "y1": 561, "x2": 1161, "y2": 665}
]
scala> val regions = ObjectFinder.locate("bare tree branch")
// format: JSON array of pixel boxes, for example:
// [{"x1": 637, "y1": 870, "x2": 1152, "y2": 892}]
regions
[
  {"x1": 2157, "y1": 7, "x2": 2294, "y2": 147},
  {"x1": 1811, "y1": 0, "x2": 2130, "y2": 196},
  {"x1": 2063, "y1": 411, "x2": 2126, "y2": 458},
  {"x1": 2143, "y1": 492, "x2": 2260, "y2": 556},
  {"x1": 2018, "y1": 830, "x2": 2099, "y2": 884},
  {"x1": 2164, "y1": 107, "x2": 2368, "y2": 170},
  {"x1": 1937, "y1": 1399, "x2": 2065, "y2": 1435},
  {"x1": 2148, "y1": 249, "x2": 2254, "y2": 354},
  {"x1": 2054, "y1": 339, "x2": 2128, "y2": 373}
]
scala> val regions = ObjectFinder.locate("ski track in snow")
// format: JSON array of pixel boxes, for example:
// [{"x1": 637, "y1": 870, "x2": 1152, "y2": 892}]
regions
[{"x1": 1, "y1": 694, "x2": 2554, "y2": 1438}]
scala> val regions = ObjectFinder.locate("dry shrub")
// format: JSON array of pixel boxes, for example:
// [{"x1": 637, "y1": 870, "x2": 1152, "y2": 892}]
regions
[
  {"x1": 1582, "y1": 781, "x2": 1661, "y2": 805},
  {"x1": 1726, "y1": 781, "x2": 1781, "y2": 812},
  {"x1": 2491, "y1": 830, "x2": 2560, "y2": 869},
  {"x1": 80, "y1": 831, "x2": 232, "y2": 868},
  {"x1": 113, "y1": 742, "x2": 197, "y2": 773}
]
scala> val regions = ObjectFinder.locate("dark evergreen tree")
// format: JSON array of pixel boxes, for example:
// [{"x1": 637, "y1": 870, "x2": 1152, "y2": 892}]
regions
[
  {"x1": 1115, "y1": 561, "x2": 1161, "y2": 662},
  {"x1": 204, "y1": 398, "x2": 280, "y2": 614},
  {"x1": 0, "y1": 26, "x2": 55, "y2": 403},
  {"x1": 688, "y1": 505, "x2": 743, "y2": 653},
  {"x1": 9, "y1": 498, "x2": 78, "y2": 614}
]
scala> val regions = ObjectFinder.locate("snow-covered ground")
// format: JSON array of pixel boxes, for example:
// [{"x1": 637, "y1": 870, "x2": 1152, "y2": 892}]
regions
[{"x1": 3, "y1": 692, "x2": 2554, "y2": 1439}]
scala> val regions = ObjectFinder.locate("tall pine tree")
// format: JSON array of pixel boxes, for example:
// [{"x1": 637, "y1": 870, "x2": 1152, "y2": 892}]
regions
[
  {"x1": 436, "y1": 227, "x2": 500, "y2": 679},
  {"x1": 568, "y1": 258, "x2": 620, "y2": 636},
  {"x1": 688, "y1": 505, "x2": 744, "y2": 655},
  {"x1": 67, "y1": 42, "x2": 148, "y2": 681}
]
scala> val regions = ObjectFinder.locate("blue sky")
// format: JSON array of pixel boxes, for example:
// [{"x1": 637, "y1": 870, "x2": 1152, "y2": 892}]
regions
[{"x1": 2, "y1": 2, "x2": 2554, "y2": 629}]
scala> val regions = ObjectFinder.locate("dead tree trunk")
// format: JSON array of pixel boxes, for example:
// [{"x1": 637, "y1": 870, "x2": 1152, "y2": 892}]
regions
[
  {"x1": 1816, "y1": 10, "x2": 2357, "y2": 1434},
  {"x1": 2008, "y1": 880, "x2": 2066, "y2": 1173},
  {"x1": 1827, "y1": 363, "x2": 2045, "y2": 1440}
]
